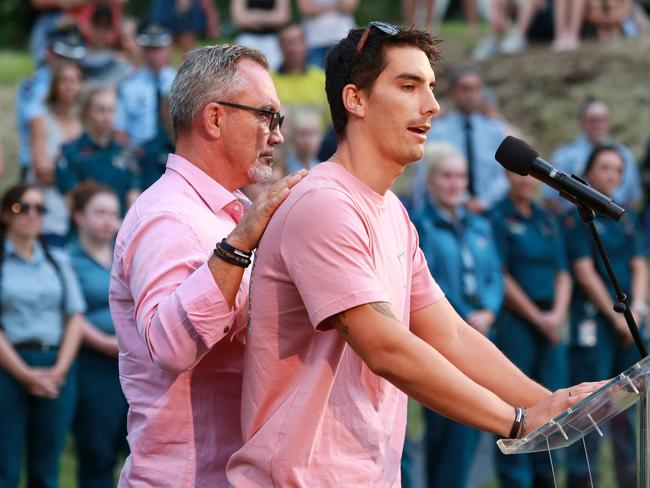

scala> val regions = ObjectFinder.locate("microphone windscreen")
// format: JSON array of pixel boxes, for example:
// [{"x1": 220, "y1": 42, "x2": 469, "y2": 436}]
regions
[{"x1": 495, "y1": 136, "x2": 539, "y2": 176}]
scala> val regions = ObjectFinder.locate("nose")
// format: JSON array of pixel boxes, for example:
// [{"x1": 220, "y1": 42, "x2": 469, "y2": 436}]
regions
[
  {"x1": 423, "y1": 90, "x2": 441, "y2": 117},
  {"x1": 269, "y1": 125, "x2": 285, "y2": 146}
]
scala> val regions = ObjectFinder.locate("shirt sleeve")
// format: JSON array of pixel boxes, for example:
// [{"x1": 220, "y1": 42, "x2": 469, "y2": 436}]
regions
[
  {"x1": 409, "y1": 220, "x2": 444, "y2": 313},
  {"x1": 114, "y1": 84, "x2": 127, "y2": 132},
  {"x1": 55, "y1": 146, "x2": 78, "y2": 195},
  {"x1": 279, "y1": 188, "x2": 391, "y2": 329},
  {"x1": 123, "y1": 211, "x2": 242, "y2": 372},
  {"x1": 53, "y1": 250, "x2": 87, "y2": 316},
  {"x1": 552, "y1": 215, "x2": 569, "y2": 272},
  {"x1": 480, "y1": 222, "x2": 504, "y2": 314},
  {"x1": 564, "y1": 211, "x2": 591, "y2": 263}
]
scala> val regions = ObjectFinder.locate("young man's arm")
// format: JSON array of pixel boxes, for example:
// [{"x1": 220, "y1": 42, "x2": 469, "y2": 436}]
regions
[{"x1": 325, "y1": 299, "x2": 600, "y2": 437}]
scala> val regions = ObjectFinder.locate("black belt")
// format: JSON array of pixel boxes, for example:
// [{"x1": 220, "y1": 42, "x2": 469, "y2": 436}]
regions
[{"x1": 13, "y1": 340, "x2": 58, "y2": 353}]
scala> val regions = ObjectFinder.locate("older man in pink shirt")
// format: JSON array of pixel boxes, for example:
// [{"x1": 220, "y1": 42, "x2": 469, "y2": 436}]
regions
[
  {"x1": 227, "y1": 24, "x2": 603, "y2": 486},
  {"x1": 109, "y1": 45, "x2": 304, "y2": 487}
]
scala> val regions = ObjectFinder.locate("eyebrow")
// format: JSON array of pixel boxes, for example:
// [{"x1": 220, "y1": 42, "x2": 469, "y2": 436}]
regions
[{"x1": 395, "y1": 73, "x2": 436, "y2": 88}]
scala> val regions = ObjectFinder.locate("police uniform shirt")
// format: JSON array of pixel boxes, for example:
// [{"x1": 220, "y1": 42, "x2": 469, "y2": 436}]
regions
[
  {"x1": 1, "y1": 239, "x2": 85, "y2": 346},
  {"x1": 56, "y1": 133, "x2": 141, "y2": 212},
  {"x1": 16, "y1": 66, "x2": 52, "y2": 168},
  {"x1": 114, "y1": 66, "x2": 176, "y2": 148},
  {"x1": 67, "y1": 240, "x2": 114, "y2": 335},
  {"x1": 136, "y1": 125, "x2": 174, "y2": 190},
  {"x1": 491, "y1": 197, "x2": 568, "y2": 303},
  {"x1": 565, "y1": 208, "x2": 643, "y2": 298}
]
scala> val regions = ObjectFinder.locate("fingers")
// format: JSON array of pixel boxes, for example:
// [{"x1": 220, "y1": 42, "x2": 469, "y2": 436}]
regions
[{"x1": 271, "y1": 170, "x2": 308, "y2": 194}]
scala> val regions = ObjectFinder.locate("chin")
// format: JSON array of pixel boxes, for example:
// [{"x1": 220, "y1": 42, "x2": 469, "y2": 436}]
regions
[{"x1": 248, "y1": 164, "x2": 273, "y2": 185}]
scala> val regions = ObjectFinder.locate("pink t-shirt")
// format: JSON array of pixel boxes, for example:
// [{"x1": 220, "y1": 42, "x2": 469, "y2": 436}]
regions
[
  {"x1": 227, "y1": 162, "x2": 444, "y2": 487},
  {"x1": 110, "y1": 154, "x2": 250, "y2": 487}
]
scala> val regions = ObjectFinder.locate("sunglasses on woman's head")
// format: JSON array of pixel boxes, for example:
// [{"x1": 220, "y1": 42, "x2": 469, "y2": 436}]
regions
[{"x1": 11, "y1": 202, "x2": 47, "y2": 216}]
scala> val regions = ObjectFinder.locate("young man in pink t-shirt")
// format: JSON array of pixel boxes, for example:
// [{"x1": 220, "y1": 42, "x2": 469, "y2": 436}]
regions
[{"x1": 227, "y1": 23, "x2": 603, "y2": 487}]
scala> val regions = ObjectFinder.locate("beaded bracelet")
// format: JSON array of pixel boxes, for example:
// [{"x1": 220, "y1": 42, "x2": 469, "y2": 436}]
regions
[{"x1": 213, "y1": 239, "x2": 251, "y2": 268}]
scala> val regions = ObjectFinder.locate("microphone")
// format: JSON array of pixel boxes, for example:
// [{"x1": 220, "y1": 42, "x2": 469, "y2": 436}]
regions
[{"x1": 495, "y1": 136, "x2": 625, "y2": 221}]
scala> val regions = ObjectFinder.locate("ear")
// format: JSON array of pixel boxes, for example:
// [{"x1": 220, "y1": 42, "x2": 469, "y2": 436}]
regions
[
  {"x1": 341, "y1": 83, "x2": 366, "y2": 122},
  {"x1": 72, "y1": 210, "x2": 83, "y2": 228},
  {"x1": 201, "y1": 102, "x2": 223, "y2": 140}
]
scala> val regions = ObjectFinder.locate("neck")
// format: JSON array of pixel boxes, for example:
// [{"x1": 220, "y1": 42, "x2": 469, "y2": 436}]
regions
[
  {"x1": 175, "y1": 137, "x2": 239, "y2": 191},
  {"x1": 295, "y1": 151, "x2": 313, "y2": 165},
  {"x1": 52, "y1": 101, "x2": 75, "y2": 118},
  {"x1": 87, "y1": 128, "x2": 111, "y2": 147},
  {"x1": 79, "y1": 232, "x2": 113, "y2": 266},
  {"x1": 434, "y1": 199, "x2": 457, "y2": 220},
  {"x1": 510, "y1": 194, "x2": 532, "y2": 216},
  {"x1": 7, "y1": 232, "x2": 35, "y2": 259},
  {"x1": 334, "y1": 134, "x2": 404, "y2": 196},
  {"x1": 284, "y1": 62, "x2": 305, "y2": 75}
]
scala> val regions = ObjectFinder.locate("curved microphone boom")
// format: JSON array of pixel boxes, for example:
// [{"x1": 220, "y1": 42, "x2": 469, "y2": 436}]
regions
[{"x1": 495, "y1": 136, "x2": 625, "y2": 221}]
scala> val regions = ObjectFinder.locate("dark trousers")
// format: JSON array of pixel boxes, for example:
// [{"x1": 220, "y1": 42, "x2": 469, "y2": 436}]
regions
[
  {"x1": 425, "y1": 410, "x2": 481, "y2": 488},
  {"x1": 0, "y1": 348, "x2": 77, "y2": 488},
  {"x1": 73, "y1": 348, "x2": 128, "y2": 488},
  {"x1": 494, "y1": 307, "x2": 568, "y2": 488},
  {"x1": 567, "y1": 315, "x2": 641, "y2": 486}
]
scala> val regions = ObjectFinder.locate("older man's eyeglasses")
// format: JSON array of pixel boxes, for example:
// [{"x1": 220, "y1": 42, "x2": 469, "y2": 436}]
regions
[
  {"x1": 11, "y1": 202, "x2": 47, "y2": 216},
  {"x1": 215, "y1": 101, "x2": 284, "y2": 132}
]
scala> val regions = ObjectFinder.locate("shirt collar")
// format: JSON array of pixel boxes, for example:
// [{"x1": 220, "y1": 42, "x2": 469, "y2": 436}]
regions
[
  {"x1": 4, "y1": 237, "x2": 46, "y2": 264},
  {"x1": 165, "y1": 154, "x2": 251, "y2": 217}
]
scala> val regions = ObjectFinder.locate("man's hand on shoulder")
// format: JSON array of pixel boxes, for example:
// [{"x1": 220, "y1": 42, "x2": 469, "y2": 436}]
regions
[{"x1": 228, "y1": 170, "x2": 307, "y2": 252}]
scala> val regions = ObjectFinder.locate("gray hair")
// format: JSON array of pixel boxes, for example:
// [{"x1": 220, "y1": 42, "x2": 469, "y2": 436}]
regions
[
  {"x1": 169, "y1": 44, "x2": 268, "y2": 135},
  {"x1": 423, "y1": 142, "x2": 466, "y2": 176}
]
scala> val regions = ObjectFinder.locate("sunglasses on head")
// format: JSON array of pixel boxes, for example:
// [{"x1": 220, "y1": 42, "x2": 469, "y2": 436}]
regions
[
  {"x1": 11, "y1": 202, "x2": 47, "y2": 216},
  {"x1": 346, "y1": 21, "x2": 400, "y2": 83}
]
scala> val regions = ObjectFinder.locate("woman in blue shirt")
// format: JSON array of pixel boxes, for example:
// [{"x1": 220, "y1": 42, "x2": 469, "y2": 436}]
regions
[
  {"x1": 411, "y1": 143, "x2": 504, "y2": 488},
  {"x1": 0, "y1": 183, "x2": 85, "y2": 488},
  {"x1": 490, "y1": 171, "x2": 571, "y2": 488},
  {"x1": 564, "y1": 145, "x2": 647, "y2": 487},
  {"x1": 68, "y1": 181, "x2": 128, "y2": 487}
]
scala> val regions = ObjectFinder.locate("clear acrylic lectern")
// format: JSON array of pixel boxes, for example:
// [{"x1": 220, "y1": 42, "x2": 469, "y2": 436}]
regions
[{"x1": 498, "y1": 355, "x2": 650, "y2": 487}]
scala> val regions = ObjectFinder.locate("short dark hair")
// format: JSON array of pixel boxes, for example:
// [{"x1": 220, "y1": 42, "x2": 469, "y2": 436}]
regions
[
  {"x1": 70, "y1": 180, "x2": 118, "y2": 214},
  {"x1": 584, "y1": 144, "x2": 623, "y2": 176},
  {"x1": 448, "y1": 64, "x2": 481, "y2": 89},
  {"x1": 578, "y1": 96, "x2": 607, "y2": 119},
  {"x1": 324, "y1": 25, "x2": 441, "y2": 140}
]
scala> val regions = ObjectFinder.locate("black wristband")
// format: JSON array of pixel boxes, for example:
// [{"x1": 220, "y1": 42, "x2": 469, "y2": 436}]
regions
[
  {"x1": 220, "y1": 238, "x2": 252, "y2": 258},
  {"x1": 508, "y1": 407, "x2": 524, "y2": 439},
  {"x1": 213, "y1": 241, "x2": 251, "y2": 268}
]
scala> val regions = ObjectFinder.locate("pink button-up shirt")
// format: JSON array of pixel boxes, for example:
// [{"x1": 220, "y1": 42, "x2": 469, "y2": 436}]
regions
[{"x1": 110, "y1": 154, "x2": 250, "y2": 487}]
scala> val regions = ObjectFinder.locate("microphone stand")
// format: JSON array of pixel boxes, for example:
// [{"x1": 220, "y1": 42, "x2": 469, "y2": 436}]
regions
[{"x1": 573, "y1": 201, "x2": 648, "y2": 359}]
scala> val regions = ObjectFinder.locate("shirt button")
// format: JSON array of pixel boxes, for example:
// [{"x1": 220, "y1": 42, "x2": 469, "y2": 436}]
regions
[{"x1": 223, "y1": 326, "x2": 230, "y2": 334}]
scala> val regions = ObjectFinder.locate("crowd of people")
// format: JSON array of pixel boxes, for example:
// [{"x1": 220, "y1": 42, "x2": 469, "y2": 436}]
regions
[{"x1": 2, "y1": 1, "x2": 650, "y2": 488}]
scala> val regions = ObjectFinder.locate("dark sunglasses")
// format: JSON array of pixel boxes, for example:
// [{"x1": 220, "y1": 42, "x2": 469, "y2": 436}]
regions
[
  {"x1": 346, "y1": 21, "x2": 400, "y2": 83},
  {"x1": 11, "y1": 202, "x2": 47, "y2": 216},
  {"x1": 215, "y1": 100, "x2": 284, "y2": 132}
]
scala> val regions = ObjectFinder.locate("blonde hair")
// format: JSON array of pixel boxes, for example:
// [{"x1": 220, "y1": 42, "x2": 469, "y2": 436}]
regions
[{"x1": 422, "y1": 142, "x2": 467, "y2": 177}]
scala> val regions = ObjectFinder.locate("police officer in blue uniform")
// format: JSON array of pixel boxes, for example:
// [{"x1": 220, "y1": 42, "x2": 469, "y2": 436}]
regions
[
  {"x1": 56, "y1": 85, "x2": 140, "y2": 214},
  {"x1": 411, "y1": 144, "x2": 504, "y2": 488},
  {"x1": 0, "y1": 184, "x2": 85, "y2": 488},
  {"x1": 16, "y1": 27, "x2": 86, "y2": 180},
  {"x1": 564, "y1": 145, "x2": 647, "y2": 488},
  {"x1": 490, "y1": 171, "x2": 571, "y2": 488},
  {"x1": 136, "y1": 96, "x2": 174, "y2": 190},
  {"x1": 115, "y1": 22, "x2": 176, "y2": 149},
  {"x1": 68, "y1": 182, "x2": 128, "y2": 488}
]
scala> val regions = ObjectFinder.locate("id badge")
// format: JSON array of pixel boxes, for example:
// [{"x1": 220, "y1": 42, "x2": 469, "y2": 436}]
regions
[{"x1": 577, "y1": 319, "x2": 597, "y2": 347}]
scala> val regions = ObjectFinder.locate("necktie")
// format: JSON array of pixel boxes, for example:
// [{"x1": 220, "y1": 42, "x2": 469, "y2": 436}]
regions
[{"x1": 464, "y1": 118, "x2": 475, "y2": 196}]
